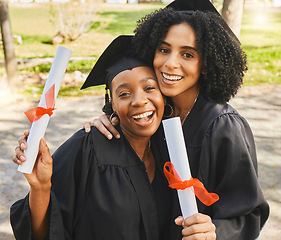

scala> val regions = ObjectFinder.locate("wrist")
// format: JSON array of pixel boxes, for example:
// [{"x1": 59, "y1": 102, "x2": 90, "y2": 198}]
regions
[{"x1": 30, "y1": 181, "x2": 51, "y2": 193}]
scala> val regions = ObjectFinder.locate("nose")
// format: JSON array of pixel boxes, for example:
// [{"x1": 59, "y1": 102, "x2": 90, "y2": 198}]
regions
[
  {"x1": 164, "y1": 52, "x2": 180, "y2": 69},
  {"x1": 131, "y1": 90, "x2": 148, "y2": 107}
]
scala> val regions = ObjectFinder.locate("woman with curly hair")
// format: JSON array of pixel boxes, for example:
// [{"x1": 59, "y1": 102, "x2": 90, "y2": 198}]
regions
[
  {"x1": 128, "y1": 3, "x2": 269, "y2": 240},
  {"x1": 84, "y1": 0, "x2": 269, "y2": 239}
]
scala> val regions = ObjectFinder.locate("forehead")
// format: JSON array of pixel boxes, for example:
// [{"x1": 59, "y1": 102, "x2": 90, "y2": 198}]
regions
[
  {"x1": 163, "y1": 23, "x2": 197, "y2": 47},
  {"x1": 111, "y1": 66, "x2": 156, "y2": 89}
]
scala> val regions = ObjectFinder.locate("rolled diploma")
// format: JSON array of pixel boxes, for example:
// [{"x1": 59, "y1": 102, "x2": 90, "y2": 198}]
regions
[
  {"x1": 18, "y1": 46, "x2": 72, "y2": 174},
  {"x1": 162, "y1": 117, "x2": 198, "y2": 218}
]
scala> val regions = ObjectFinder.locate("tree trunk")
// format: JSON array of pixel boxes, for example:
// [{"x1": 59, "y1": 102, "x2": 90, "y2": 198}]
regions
[
  {"x1": 0, "y1": 0, "x2": 18, "y2": 89},
  {"x1": 221, "y1": 0, "x2": 244, "y2": 39}
]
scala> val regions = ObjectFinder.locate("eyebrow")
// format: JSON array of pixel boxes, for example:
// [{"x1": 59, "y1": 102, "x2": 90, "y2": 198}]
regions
[
  {"x1": 115, "y1": 77, "x2": 156, "y2": 93},
  {"x1": 159, "y1": 41, "x2": 198, "y2": 53}
]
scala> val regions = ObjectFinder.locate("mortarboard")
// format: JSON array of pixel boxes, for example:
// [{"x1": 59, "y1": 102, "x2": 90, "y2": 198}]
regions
[
  {"x1": 165, "y1": 0, "x2": 240, "y2": 43},
  {"x1": 81, "y1": 35, "x2": 151, "y2": 91}
]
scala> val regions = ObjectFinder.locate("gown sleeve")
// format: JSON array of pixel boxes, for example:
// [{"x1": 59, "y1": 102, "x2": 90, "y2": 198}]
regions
[
  {"x1": 10, "y1": 130, "x2": 94, "y2": 240},
  {"x1": 198, "y1": 113, "x2": 269, "y2": 240}
]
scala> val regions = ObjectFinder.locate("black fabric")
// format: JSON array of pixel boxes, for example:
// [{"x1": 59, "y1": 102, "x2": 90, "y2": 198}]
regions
[
  {"x1": 151, "y1": 166, "x2": 173, "y2": 239},
  {"x1": 80, "y1": 35, "x2": 151, "y2": 91},
  {"x1": 105, "y1": 57, "x2": 151, "y2": 90},
  {"x1": 10, "y1": 127, "x2": 182, "y2": 240},
  {"x1": 80, "y1": 35, "x2": 133, "y2": 89},
  {"x1": 152, "y1": 93, "x2": 270, "y2": 240}
]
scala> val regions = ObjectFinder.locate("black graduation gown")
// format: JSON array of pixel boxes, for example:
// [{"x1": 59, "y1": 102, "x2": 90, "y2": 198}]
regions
[
  {"x1": 152, "y1": 93, "x2": 270, "y2": 240},
  {"x1": 10, "y1": 127, "x2": 182, "y2": 240}
]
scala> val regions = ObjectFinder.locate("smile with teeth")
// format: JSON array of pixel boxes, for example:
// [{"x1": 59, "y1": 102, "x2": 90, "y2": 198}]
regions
[
  {"x1": 162, "y1": 73, "x2": 183, "y2": 81},
  {"x1": 133, "y1": 111, "x2": 153, "y2": 120}
]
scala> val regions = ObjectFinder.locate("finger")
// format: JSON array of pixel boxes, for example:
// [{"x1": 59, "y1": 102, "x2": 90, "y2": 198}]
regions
[
  {"x1": 182, "y1": 232, "x2": 210, "y2": 240},
  {"x1": 182, "y1": 214, "x2": 215, "y2": 237},
  {"x1": 12, "y1": 154, "x2": 22, "y2": 165},
  {"x1": 111, "y1": 116, "x2": 120, "y2": 126},
  {"x1": 84, "y1": 122, "x2": 91, "y2": 133},
  {"x1": 99, "y1": 115, "x2": 120, "y2": 139},
  {"x1": 182, "y1": 221, "x2": 212, "y2": 236},
  {"x1": 15, "y1": 145, "x2": 26, "y2": 163},
  {"x1": 23, "y1": 130, "x2": 29, "y2": 137},
  {"x1": 174, "y1": 216, "x2": 184, "y2": 226},
  {"x1": 93, "y1": 119, "x2": 113, "y2": 140},
  {"x1": 183, "y1": 213, "x2": 211, "y2": 227},
  {"x1": 18, "y1": 131, "x2": 29, "y2": 150}
]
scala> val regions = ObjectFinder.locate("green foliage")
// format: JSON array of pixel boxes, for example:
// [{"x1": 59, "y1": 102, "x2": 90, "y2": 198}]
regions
[
  {"x1": 241, "y1": 9, "x2": 281, "y2": 86},
  {"x1": 2, "y1": 3, "x2": 281, "y2": 98},
  {"x1": 21, "y1": 59, "x2": 96, "y2": 74},
  {"x1": 98, "y1": 9, "x2": 160, "y2": 35},
  {"x1": 22, "y1": 82, "x2": 105, "y2": 99}
]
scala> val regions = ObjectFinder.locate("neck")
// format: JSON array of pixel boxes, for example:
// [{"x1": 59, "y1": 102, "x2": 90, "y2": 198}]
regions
[
  {"x1": 122, "y1": 128, "x2": 155, "y2": 183},
  {"x1": 122, "y1": 131, "x2": 151, "y2": 162},
  {"x1": 172, "y1": 86, "x2": 199, "y2": 123}
]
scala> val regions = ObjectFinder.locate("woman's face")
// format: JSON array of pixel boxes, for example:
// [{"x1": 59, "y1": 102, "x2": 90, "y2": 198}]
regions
[
  {"x1": 153, "y1": 23, "x2": 203, "y2": 98},
  {"x1": 111, "y1": 66, "x2": 164, "y2": 140}
]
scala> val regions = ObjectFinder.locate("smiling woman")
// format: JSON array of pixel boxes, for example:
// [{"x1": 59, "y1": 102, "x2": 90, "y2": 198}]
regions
[
  {"x1": 111, "y1": 66, "x2": 164, "y2": 142},
  {"x1": 83, "y1": 0, "x2": 270, "y2": 239},
  {"x1": 11, "y1": 35, "x2": 191, "y2": 240}
]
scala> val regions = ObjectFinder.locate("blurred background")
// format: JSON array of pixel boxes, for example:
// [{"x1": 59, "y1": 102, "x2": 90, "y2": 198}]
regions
[
  {"x1": 1, "y1": 0, "x2": 280, "y2": 99},
  {"x1": 0, "y1": 0, "x2": 280, "y2": 239}
]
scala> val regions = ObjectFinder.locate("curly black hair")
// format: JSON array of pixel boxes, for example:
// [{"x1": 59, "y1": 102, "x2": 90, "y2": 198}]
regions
[{"x1": 133, "y1": 8, "x2": 247, "y2": 103}]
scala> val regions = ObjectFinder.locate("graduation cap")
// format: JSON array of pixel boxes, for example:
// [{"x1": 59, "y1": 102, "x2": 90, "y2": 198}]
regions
[
  {"x1": 165, "y1": 0, "x2": 240, "y2": 43},
  {"x1": 81, "y1": 35, "x2": 151, "y2": 92}
]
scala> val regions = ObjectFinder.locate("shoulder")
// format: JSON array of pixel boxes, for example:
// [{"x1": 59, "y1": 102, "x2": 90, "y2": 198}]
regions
[
  {"x1": 89, "y1": 126, "x2": 140, "y2": 167},
  {"x1": 185, "y1": 94, "x2": 253, "y2": 145}
]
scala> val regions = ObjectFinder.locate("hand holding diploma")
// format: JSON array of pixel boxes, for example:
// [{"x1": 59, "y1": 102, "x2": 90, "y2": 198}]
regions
[
  {"x1": 162, "y1": 117, "x2": 218, "y2": 239},
  {"x1": 18, "y1": 46, "x2": 72, "y2": 174}
]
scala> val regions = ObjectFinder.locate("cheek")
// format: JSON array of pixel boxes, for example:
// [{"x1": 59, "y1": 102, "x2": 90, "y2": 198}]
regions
[
  {"x1": 156, "y1": 94, "x2": 165, "y2": 115},
  {"x1": 153, "y1": 54, "x2": 162, "y2": 70}
]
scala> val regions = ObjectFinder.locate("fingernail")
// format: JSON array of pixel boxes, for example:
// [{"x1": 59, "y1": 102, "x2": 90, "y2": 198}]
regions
[
  {"x1": 107, "y1": 134, "x2": 112, "y2": 140},
  {"x1": 17, "y1": 160, "x2": 22, "y2": 165},
  {"x1": 116, "y1": 134, "x2": 120, "y2": 139},
  {"x1": 20, "y1": 143, "x2": 25, "y2": 149},
  {"x1": 20, "y1": 156, "x2": 25, "y2": 161}
]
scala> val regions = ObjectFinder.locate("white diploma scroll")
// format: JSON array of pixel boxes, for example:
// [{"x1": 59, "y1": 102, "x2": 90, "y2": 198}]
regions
[
  {"x1": 18, "y1": 46, "x2": 72, "y2": 174},
  {"x1": 162, "y1": 117, "x2": 198, "y2": 218}
]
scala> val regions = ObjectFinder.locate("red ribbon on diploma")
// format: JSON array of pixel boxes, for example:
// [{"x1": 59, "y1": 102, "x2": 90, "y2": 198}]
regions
[
  {"x1": 164, "y1": 162, "x2": 219, "y2": 206},
  {"x1": 25, "y1": 84, "x2": 56, "y2": 123}
]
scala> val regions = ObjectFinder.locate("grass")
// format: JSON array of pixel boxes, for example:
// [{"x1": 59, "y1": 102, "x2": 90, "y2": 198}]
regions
[
  {"x1": 1, "y1": 2, "x2": 281, "y2": 98},
  {"x1": 241, "y1": 9, "x2": 281, "y2": 86}
]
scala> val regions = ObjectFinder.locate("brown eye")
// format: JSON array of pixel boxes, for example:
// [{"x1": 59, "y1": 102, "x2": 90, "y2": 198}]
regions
[
  {"x1": 145, "y1": 86, "x2": 155, "y2": 92},
  {"x1": 159, "y1": 48, "x2": 169, "y2": 54},
  {"x1": 183, "y1": 52, "x2": 194, "y2": 58},
  {"x1": 119, "y1": 91, "x2": 130, "y2": 98}
]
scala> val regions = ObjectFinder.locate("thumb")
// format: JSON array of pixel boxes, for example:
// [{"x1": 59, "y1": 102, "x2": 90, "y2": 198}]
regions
[{"x1": 39, "y1": 138, "x2": 52, "y2": 164}]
